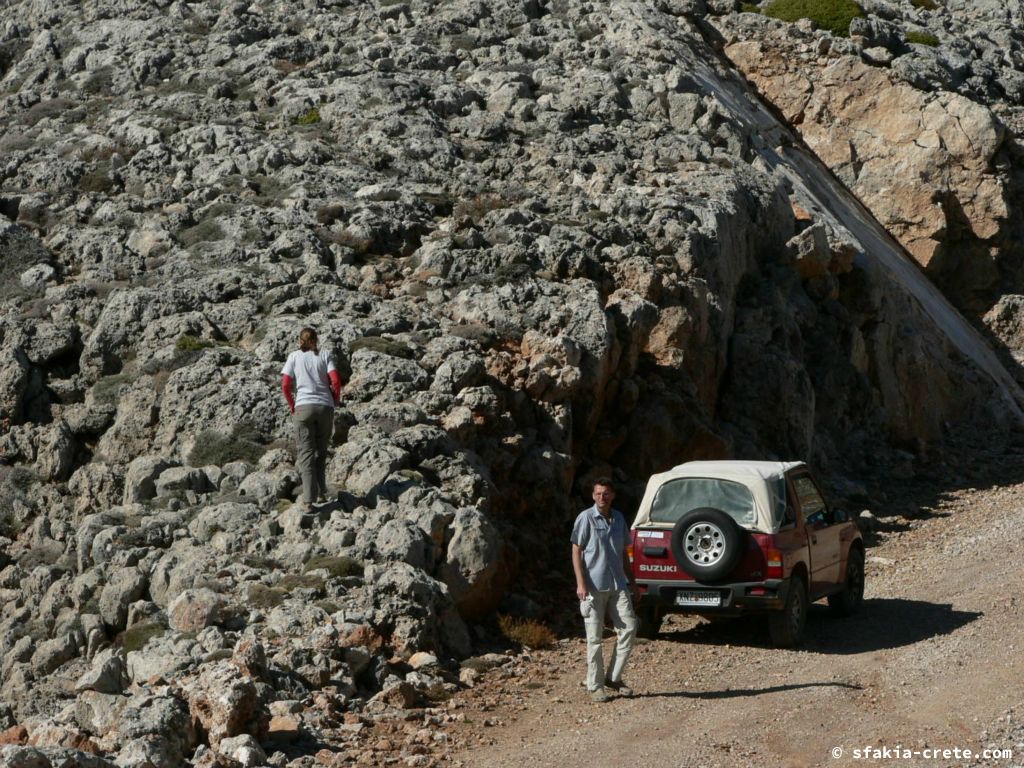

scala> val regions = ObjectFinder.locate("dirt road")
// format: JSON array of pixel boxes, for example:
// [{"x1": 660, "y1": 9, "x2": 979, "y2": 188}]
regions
[{"x1": 446, "y1": 479, "x2": 1024, "y2": 768}]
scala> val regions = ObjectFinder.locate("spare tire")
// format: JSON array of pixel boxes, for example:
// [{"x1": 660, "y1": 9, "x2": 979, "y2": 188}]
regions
[{"x1": 670, "y1": 507, "x2": 745, "y2": 583}]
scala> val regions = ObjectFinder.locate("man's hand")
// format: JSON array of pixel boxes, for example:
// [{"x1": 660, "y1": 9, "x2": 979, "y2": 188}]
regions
[{"x1": 571, "y1": 543, "x2": 588, "y2": 603}]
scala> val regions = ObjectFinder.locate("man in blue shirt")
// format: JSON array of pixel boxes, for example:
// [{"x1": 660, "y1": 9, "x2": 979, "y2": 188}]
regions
[{"x1": 571, "y1": 477, "x2": 637, "y2": 702}]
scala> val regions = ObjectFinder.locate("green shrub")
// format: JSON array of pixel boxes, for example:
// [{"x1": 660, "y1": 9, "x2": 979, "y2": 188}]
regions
[
  {"x1": 740, "y1": 2, "x2": 761, "y2": 10},
  {"x1": 0, "y1": 226, "x2": 50, "y2": 300},
  {"x1": 349, "y1": 336, "x2": 415, "y2": 359},
  {"x1": 497, "y1": 615, "x2": 557, "y2": 649},
  {"x1": 79, "y1": 166, "x2": 115, "y2": 194},
  {"x1": 277, "y1": 573, "x2": 324, "y2": 592},
  {"x1": 121, "y1": 621, "x2": 166, "y2": 653},
  {"x1": 240, "y1": 554, "x2": 283, "y2": 571},
  {"x1": 314, "y1": 227, "x2": 373, "y2": 254},
  {"x1": 92, "y1": 373, "x2": 133, "y2": 404},
  {"x1": 493, "y1": 262, "x2": 533, "y2": 286},
  {"x1": 188, "y1": 421, "x2": 267, "y2": 467},
  {"x1": 424, "y1": 682, "x2": 452, "y2": 702},
  {"x1": 905, "y1": 30, "x2": 939, "y2": 45},
  {"x1": 82, "y1": 67, "x2": 114, "y2": 95},
  {"x1": 21, "y1": 98, "x2": 77, "y2": 127},
  {"x1": 449, "y1": 323, "x2": 496, "y2": 348},
  {"x1": 764, "y1": 0, "x2": 864, "y2": 36},
  {"x1": 303, "y1": 555, "x2": 363, "y2": 579},
  {"x1": 294, "y1": 107, "x2": 321, "y2": 125},
  {"x1": 247, "y1": 583, "x2": 287, "y2": 609},
  {"x1": 461, "y1": 656, "x2": 501, "y2": 673},
  {"x1": 453, "y1": 194, "x2": 511, "y2": 223},
  {"x1": 0, "y1": 467, "x2": 37, "y2": 538},
  {"x1": 175, "y1": 334, "x2": 214, "y2": 352},
  {"x1": 315, "y1": 599, "x2": 341, "y2": 614},
  {"x1": 178, "y1": 219, "x2": 225, "y2": 247}
]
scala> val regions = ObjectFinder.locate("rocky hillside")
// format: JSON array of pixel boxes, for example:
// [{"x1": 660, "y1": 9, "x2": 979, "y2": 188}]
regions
[
  {"x1": 0, "y1": 0, "x2": 1021, "y2": 766},
  {"x1": 709, "y1": 0, "x2": 1024, "y2": 372}
]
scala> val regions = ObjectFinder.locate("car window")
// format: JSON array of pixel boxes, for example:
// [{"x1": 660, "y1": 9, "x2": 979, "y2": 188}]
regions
[
  {"x1": 771, "y1": 476, "x2": 789, "y2": 526},
  {"x1": 792, "y1": 475, "x2": 826, "y2": 524},
  {"x1": 650, "y1": 478, "x2": 756, "y2": 527}
]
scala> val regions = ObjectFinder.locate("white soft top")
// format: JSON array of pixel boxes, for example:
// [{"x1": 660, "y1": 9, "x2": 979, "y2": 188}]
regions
[{"x1": 633, "y1": 460, "x2": 805, "y2": 533}]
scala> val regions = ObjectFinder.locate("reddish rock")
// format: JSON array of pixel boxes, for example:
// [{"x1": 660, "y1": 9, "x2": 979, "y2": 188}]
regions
[
  {"x1": 0, "y1": 725, "x2": 28, "y2": 745},
  {"x1": 266, "y1": 714, "x2": 301, "y2": 742},
  {"x1": 338, "y1": 624, "x2": 386, "y2": 653},
  {"x1": 373, "y1": 682, "x2": 422, "y2": 710}
]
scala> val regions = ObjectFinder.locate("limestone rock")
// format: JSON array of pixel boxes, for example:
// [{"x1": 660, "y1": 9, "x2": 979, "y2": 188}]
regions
[{"x1": 168, "y1": 589, "x2": 228, "y2": 633}]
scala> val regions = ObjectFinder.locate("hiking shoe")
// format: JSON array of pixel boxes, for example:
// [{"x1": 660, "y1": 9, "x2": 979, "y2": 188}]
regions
[
  {"x1": 605, "y1": 679, "x2": 634, "y2": 697},
  {"x1": 590, "y1": 688, "x2": 609, "y2": 703}
]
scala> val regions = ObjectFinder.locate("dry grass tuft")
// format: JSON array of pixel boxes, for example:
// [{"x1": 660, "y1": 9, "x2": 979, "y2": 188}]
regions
[{"x1": 497, "y1": 615, "x2": 557, "y2": 649}]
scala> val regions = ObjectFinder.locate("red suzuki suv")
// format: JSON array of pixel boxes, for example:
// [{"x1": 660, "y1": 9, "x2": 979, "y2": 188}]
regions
[{"x1": 629, "y1": 461, "x2": 864, "y2": 646}]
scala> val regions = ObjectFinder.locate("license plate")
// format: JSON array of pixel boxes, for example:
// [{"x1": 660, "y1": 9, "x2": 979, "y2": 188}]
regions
[{"x1": 675, "y1": 590, "x2": 721, "y2": 607}]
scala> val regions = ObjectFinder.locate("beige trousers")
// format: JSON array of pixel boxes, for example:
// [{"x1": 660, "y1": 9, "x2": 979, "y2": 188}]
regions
[
  {"x1": 293, "y1": 405, "x2": 333, "y2": 503},
  {"x1": 584, "y1": 588, "x2": 636, "y2": 691}
]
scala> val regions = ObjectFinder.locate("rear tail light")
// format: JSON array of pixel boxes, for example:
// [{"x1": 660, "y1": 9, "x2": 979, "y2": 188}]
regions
[
  {"x1": 625, "y1": 543, "x2": 634, "y2": 564},
  {"x1": 765, "y1": 547, "x2": 784, "y2": 579}
]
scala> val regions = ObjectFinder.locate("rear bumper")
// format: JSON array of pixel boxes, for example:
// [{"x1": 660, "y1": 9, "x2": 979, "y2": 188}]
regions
[{"x1": 636, "y1": 577, "x2": 790, "y2": 615}]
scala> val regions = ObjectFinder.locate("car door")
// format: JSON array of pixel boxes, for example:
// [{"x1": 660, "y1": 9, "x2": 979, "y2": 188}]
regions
[{"x1": 790, "y1": 472, "x2": 841, "y2": 597}]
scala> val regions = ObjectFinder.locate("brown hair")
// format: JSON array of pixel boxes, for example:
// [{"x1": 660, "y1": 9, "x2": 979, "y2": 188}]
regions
[
  {"x1": 299, "y1": 327, "x2": 319, "y2": 353},
  {"x1": 592, "y1": 476, "x2": 615, "y2": 492}
]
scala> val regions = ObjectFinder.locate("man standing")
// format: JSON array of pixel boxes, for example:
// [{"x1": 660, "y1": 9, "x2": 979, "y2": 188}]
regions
[{"x1": 571, "y1": 477, "x2": 637, "y2": 702}]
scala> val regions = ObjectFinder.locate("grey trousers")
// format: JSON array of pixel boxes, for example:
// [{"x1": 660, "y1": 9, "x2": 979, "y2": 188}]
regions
[
  {"x1": 584, "y1": 588, "x2": 637, "y2": 691},
  {"x1": 293, "y1": 405, "x2": 333, "y2": 503}
]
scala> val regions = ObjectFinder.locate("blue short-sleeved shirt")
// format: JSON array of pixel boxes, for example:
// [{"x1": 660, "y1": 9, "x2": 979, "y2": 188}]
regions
[{"x1": 571, "y1": 506, "x2": 629, "y2": 592}]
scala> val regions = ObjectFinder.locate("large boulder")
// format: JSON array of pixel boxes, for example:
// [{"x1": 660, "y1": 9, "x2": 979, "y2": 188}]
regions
[{"x1": 438, "y1": 508, "x2": 510, "y2": 620}]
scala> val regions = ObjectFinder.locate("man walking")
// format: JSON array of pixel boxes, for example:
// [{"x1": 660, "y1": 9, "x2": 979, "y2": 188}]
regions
[{"x1": 571, "y1": 477, "x2": 637, "y2": 702}]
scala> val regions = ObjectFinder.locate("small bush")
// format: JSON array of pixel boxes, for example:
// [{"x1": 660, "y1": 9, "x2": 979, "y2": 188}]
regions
[
  {"x1": 303, "y1": 555, "x2": 363, "y2": 578},
  {"x1": 764, "y1": 0, "x2": 864, "y2": 36},
  {"x1": 449, "y1": 323, "x2": 497, "y2": 348},
  {"x1": 0, "y1": 467, "x2": 37, "y2": 538},
  {"x1": 0, "y1": 226, "x2": 50, "y2": 300},
  {"x1": 740, "y1": 2, "x2": 761, "y2": 10},
  {"x1": 497, "y1": 615, "x2": 557, "y2": 649},
  {"x1": 349, "y1": 336, "x2": 415, "y2": 359},
  {"x1": 910, "y1": 0, "x2": 939, "y2": 9},
  {"x1": 92, "y1": 373, "x2": 133, "y2": 404},
  {"x1": 21, "y1": 98, "x2": 77, "y2": 127},
  {"x1": 175, "y1": 334, "x2": 214, "y2": 352},
  {"x1": 493, "y1": 262, "x2": 533, "y2": 286},
  {"x1": 294, "y1": 107, "x2": 321, "y2": 125},
  {"x1": 315, "y1": 599, "x2": 341, "y2": 614},
  {"x1": 906, "y1": 30, "x2": 939, "y2": 45},
  {"x1": 188, "y1": 422, "x2": 267, "y2": 467},
  {"x1": 240, "y1": 555, "x2": 283, "y2": 571},
  {"x1": 277, "y1": 573, "x2": 324, "y2": 592},
  {"x1": 461, "y1": 656, "x2": 501, "y2": 673},
  {"x1": 121, "y1": 621, "x2": 166, "y2": 653},
  {"x1": 247, "y1": 583, "x2": 287, "y2": 609},
  {"x1": 453, "y1": 194, "x2": 510, "y2": 223},
  {"x1": 314, "y1": 227, "x2": 373, "y2": 254},
  {"x1": 178, "y1": 219, "x2": 225, "y2": 247},
  {"x1": 79, "y1": 167, "x2": 115, "y2": 194},
  {"x1": 316, "y1": 203, "x2": 347, "y2": 225},
  {"x1": 82, "y1": 67, "x2": 114, "y2": 95},
  {"x1": 424, "y1": 682, "x2": 452, "y2": 702}
]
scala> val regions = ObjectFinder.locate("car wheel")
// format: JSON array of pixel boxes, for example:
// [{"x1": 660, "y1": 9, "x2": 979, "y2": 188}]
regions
[
  {"x1": 769, "y1": 575, "x2": 808, "y2": 648},
  {"x1": 828, "y1": 548, "x2": 865, "y2": 617},
  {"x1": 670, "y1": 507, "x2": 745, "y2": 582},
  {"x1": 636, "y1": 605, "x2": 662, "y2": 639}
]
